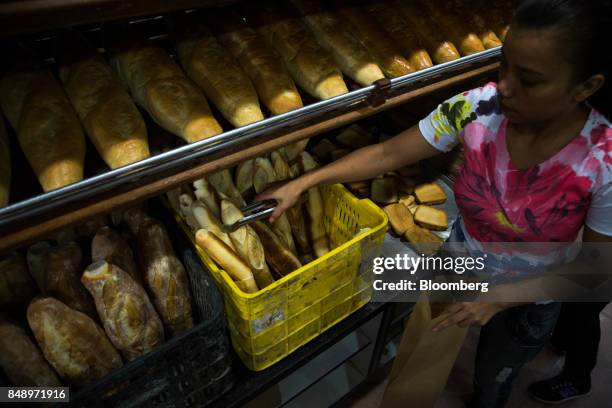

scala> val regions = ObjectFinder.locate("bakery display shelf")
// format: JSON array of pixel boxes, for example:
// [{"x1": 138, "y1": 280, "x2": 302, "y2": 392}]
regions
[{"x1": 0, "y1": 53, "x2": 499, "y2": 253}]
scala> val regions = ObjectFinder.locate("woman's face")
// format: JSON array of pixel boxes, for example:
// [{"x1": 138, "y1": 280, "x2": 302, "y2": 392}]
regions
[{"x1": 498, "y1": 26, "x2": 581, "y2": 125}]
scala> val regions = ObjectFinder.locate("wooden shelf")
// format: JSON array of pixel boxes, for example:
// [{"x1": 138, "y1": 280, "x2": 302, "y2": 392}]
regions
[{"x1": 0, "y1": 62, "x2": 498, "y2": 252}]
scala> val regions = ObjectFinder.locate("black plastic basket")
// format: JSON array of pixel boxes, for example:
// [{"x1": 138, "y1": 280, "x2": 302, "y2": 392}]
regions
[{"x1": 65, "y1": 219, "x2": 234, "y2": 408}]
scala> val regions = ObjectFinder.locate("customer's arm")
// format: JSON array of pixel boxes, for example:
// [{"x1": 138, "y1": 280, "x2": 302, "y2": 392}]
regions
[{"x1": 258, "y1": 124, "x2": 441, "y2": 222}]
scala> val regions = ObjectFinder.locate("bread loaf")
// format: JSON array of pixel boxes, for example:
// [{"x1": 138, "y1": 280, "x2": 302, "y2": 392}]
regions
[
  {"x1": 187, "y1": 200, "x2": 236, "y2": 251},
  {"x1": 371, "y1": 177, "x2": 398, "y2": 205},
  {"x1": 366, "y1": 2, "x2": 433, "y2": 71},
  {"x1": 384, "y1": 203, "x2": 415, "y2": 236},
  {"x1": 0, "y1": 69, "x2": 85, "y2": 191},
  {"x1": 247, "y1": 4, "x2": 348, "y2": 99},
  {"x1": 404, "y1": 226, "x2": 443, "y2": 256},
  {"x1": 82, "y1": 261, "x2": 164, "y2": 361},
  {"x1": 221, "y1": 200, "x2": 275, "y2": 289},
  {"x1": 58, "y1": 36, "x2": 150, "y2": 169},
  {"x1": 281, "y1": 139, "x2": 310, "y2": 163},
  {"x1": 251, "y1": 222, "x2": 302, "y2": 278},
  {"x1": 414, "y1": 182, "x2": 447, "y2": 205},
  {"x1": 208, "y1": 169, "x2": 247, "y2": 207},
  {"x1": 0, "y1": 252, "x2": 37, "y2": 305},
  {"x1": 27, "y1": 297, "x2": 123, "y2": 386},
  {"x1": 137, "y1": 219, "x2": 194, "y2": 336},
  {"x1": 298, "y1": 152, "x2": 330, "y2": 257},
  {"x1": 193, "y1": 178, "x2": 221, "y2": 219},
  {"x1": 209, "y1": 9, "x2": 303, "y2": 115},
  {"x1": 45, "y1": 242, "x2": 97, "y2": 319},
  {"x1": 196, "y1": 229, "x2": 259, "y2": 293},
  {"x1": 115, "y1": 205, "x2": 151, "y2": 237},
  {"x1": 0, "y1": 116, "x2": 10, "y2": 207},
  {"x1": 172, "y1": 17, "x2": 264, "y2": 128},
  {"x1": 393, "y1": 0, "x2": 460, "y2": 64},
  {"x1": 235, "y1": 159, "x2": 255, "y2": 201},
  {"x1": 291, "y1": 0, "x2": 385, "y2": 86},
  {"x1": 337, "y1": 3, "x2": 414, "y2": 77},
  {"x1": 108, "y1": 30, "x2": 222, "y2": 144},
  {"x1": 92, "y1": 226, "x2": 140, "y2": 283},
  {"x1": 414, "y1": 206, "x2": 448, "y2": 230},
  {"x1": 451, "y1": 0, "x2": 502, "y2": 49},
  {"x1": 0, "y1": 318, "x2": 62, "y2": 386}
]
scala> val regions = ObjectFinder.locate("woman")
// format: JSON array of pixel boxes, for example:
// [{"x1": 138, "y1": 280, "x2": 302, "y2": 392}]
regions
[{"x1": 259, "y1": 0, "x2": 611, "y2": 406}]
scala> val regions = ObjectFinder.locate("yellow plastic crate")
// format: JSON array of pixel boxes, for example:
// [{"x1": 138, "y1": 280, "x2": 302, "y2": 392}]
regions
[{"x1": 174, "y1": 183, "x2": 388, "y2": 371}]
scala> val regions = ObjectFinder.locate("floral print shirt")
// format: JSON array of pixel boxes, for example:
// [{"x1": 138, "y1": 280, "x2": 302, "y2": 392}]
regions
[{"x1": 419, "y1": 82, "x2": 612, "y2": 249}]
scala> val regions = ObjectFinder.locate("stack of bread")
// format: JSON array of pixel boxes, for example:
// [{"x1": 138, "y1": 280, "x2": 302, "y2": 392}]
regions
[
  {"x1": 170, "y1": 149, "x2": 332, "y2": 294},
  {"x1": 309, "y1": 123, "x2": 450, "y2": 255},
  {"x1": 0, "y1": 207, "x2": 194, "y2": 388}
]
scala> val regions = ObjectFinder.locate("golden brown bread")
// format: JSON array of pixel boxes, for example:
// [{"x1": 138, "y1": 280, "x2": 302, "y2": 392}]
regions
[
  {"x1": 366, "y1": 2, "x2": 433, "y2": 71},
  {"x1": 109, "y1": 38, "x2": 222, "y2": 143},
  {"x1": 404, "y1": 226, "x2": 443, "y2": 256},
  {"x1": 414, "y1": 205, "x2": 448, "y2": 231},
  {"x1": 291, "y1": 0, "x2": 385, "y2": 86},
  {"x1": 209, "y1": 9, "x2": 303, "y2": 115},
  {"x1": 172, "y1": 16, "x2": 264, "y2": 128},
  {"x1": 337, "y1": 2, "x2": 414, "y2": 77},
  {"x1": 221, "y1": 200, "x2": 275, "y2": 289},
  {"x1": 235, "y1": 159, "x2": 255, "y2": 201},
  {"x1": 393, "y1": 0, "x2": 461, "y2": 64},
  {"x1": 414, "y1": 182, "x2": 447, "y2": 205},
  {"x1": 45, "y1": 242, "x2": 97, "y2": 319},
  {"x1": 0, "y1": 252, "x2": 37, "y2": 305},
  {"x1": 0, "y1": 69, "x2": 85, "y2": 192},
  {"x1": 208, "y1": 169, "x2": 247, "y2": 207},
  {"x1": 251, "y1": 221, "x2": 302, "y2": 278},
  {"x1": 384, "y1": 203, "x2": 416, "y2": 236},
  {"x1": 27, "y1": 297, "x2": 123, "y2": 386},
  {"x1": 136, "y1": 219, "x2": 194, "y2": 336},
  {"x1": 0, "y1": 116, "x2": 10, "y2": 207},
  {"x1": 196, "y1": 229, "x2": 259, "y2": 293},
  {"x1": 248, "y1": 4, "x2": 348, "y2": 99},
  {"x1": 281, "y1": 139, "x2": 310, "y2": 163},
  {"x1": 184, "y1": 199, "x2": 236, "y2": 251},
  {"x1": 298, "y1": 152, "x2": 330, "y2": 257},
  {"x1": 82, "y1": 261, "x2": 165, "y2": 361},
  {"x1": 58, "y1": 38, "x2": 150, "y2": 169},
  {"x1": 92, "y1": 226, "x2": 140, "y2": 283},
  {"x1": 0, "y1": 318, "x2": 62, "y2": 386}
]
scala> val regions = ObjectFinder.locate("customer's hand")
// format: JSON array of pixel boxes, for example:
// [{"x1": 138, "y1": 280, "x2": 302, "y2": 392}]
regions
[
  {"x1": 255, "y1": 179, "x2": 305, "y2": 224},
  {"x1": 431, "y1": 302, "x2": 508, "y2": 333}
]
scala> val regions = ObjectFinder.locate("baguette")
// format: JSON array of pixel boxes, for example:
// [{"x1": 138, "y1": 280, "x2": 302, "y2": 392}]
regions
[
  {"x1": 221, "y1": 200, "x2": 275, "y2": 289},
  {"x1": 108, "y1": 28, "x2": 222, "y2": 144},
  {"x1": 187, "y1": 200, "x2": 235, "y2": 250},
  {"x1": 247, "y1": 3, "x2": 348, "y2": 99},
  {"x1": 414, "y1": 205, "x2": 449, "y2": 231},
  {"x1": 414, "y1": 182, "x2": 447, "y2": 205},
  {"x1": 298, "y1": 152, "x2": 330, "y2": 257},
  {"x1": 27, "y1": 297, "x2": 123, "y2": 386},
  {"x1": 0, "y1": 318, "x2": 62, "y2": 386},
  {"x1": 392, "y1": 0, "x2": 461, "y2": 64},
  {"x1": 58, "y1": 34, "x2": 150, "y2": 169},
  {"x1": 291, "y1": 0, "x2": 385, "y2": 86},
  {"x1": 336, "y1": 2, "x2": 414, "y2": 77},
  {"x1": 196, "y1": 229, "x2": 258, "y2": 293},
  {"x1": 193, "y1": 178, "x2": 221, "y2": 219},
  {"x1": 137, "y1": 219, "x2": 194, "y2": 336},
  {"x1": 384, "y1": 203, "x2": 416, "y2": 236},
  {"x1": 82, "y1": 261, "x2": 165, "y2": 361},
  {"x1": 235, "y1": 160, "x2": 255, "y2": 203},
  {"x1": 366, "y1": 2, "x2": 433, "y2": 71},
  {"x1": 208, "y1": 169, "x2": 247, "y2": 207},
  {"x1": 0, "y1": 68, "x2": 85, "y2": 192},
  {"x1": 281, "y1": 139, "x2": 310, "y2": 163},
  {"x1": 209, "y1": 8, "x2": 303, "y2": 115},
  {"x1": 251, "y1": 221, "x2": 302, "y2": 277},
  {"x1": 172, "y1": 17, "x2": 264, "y2": 128},
  {"x1": 0, "y1": 252, "x2": 37, "y2": 305},
  {"x1": 92, "y1": 226, "x2": 140, "y2": 283},
  {"x1": 45, "y1": 242, "x2": 97, "y2": 319},
  {"x1": 0, "y1": 116, "x2": 10, "y2": 207}
]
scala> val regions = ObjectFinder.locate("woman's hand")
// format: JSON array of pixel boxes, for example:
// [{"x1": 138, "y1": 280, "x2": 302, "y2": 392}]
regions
[
  {"x1": 431, "y1": 302, "x2": 511, "y2": 332},
  {"x1": 255, "y1": 178, "x2": 305, "y2": 224}
]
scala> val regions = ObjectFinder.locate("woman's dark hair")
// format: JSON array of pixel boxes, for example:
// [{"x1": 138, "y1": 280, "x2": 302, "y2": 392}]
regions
[{"x1": 513, "y1": 0, "x2": 612, "y2": 119}]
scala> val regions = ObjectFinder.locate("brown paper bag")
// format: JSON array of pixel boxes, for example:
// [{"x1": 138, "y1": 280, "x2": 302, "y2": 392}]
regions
[{"x1": 380, "y1": 293, "x2": 469, "y2": 408}]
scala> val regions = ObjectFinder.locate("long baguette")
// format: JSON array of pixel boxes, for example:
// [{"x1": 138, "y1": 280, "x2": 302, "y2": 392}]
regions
[
  {"x1": 336, "y1": 3, "x2": 414, "y2": 78},
  {"x1": 0, "y1": 116, "x2": 10, "y2": 208},
  {"x1": 246, "y1": 3, "x2": 348, "y2": 100},
  {"x1": 235, "y1": 159, "x2": 255, "y2": 202},
  {"x1": 188, "y1": 200, "x2": 235, "y2": 250},
  {"x1": 209, "y1": 8, "x2": 303, "y2": 115},
  {"x1": 107, "y1": 26, "x2": 222, "y2": 144},
  {"x1": 298, "y1": 152, "x2": 330, "y2": 257},
  {"x1": 208, "y1": 169, "x2": 247, "y2": 207},
  {"x1": 172, "y1": 15, "x2": 264, "y2": 128},
  {"x1": 193, "y1": 178, "x2": 220, "y2": 219},
  {"x1": 196, "y1": 229, "x2": 258, "y2": 293},
  {"x1": 291, "y1": 0, "x2": 385, "y2": 86},
  {"x1": 251, "y1": 221, "x2": 302, "y2": 278},
  {"x1": 0, "y1": 66, "x2": 85, "y2": 192},
  {"x1": 58, "y1": 34, "x2": 150, "y2": 169}
]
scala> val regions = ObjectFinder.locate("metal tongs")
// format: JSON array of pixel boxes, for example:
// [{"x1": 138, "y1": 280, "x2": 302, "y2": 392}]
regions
[{"x1": 221, "y1": 199, "x2": 277, "y2": 233}]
